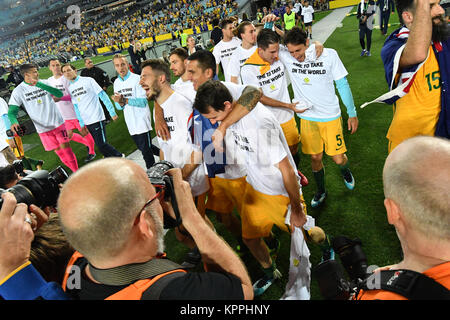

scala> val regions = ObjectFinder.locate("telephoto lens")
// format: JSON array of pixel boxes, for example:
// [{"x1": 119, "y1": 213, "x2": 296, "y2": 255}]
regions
[
  {"x1": 332, "y1": 236, "x2": 369, "y2": 281},
  {"x1": 0, "y1": 166, "x2": 69, "y2": 209}
]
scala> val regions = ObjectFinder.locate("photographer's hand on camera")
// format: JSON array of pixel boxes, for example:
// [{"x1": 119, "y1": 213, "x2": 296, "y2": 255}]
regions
[
  {"x1": 11, "y1": 123, "x2": 21, "y2": 136},
  {"x1": 163, "y1": 168, "x2": 254, "y2": 299},
  {"x1": 0, "y1": 192, "x2": 50, "y2": 281},
  {"x1": 163, "y1": 168, "x2": 199, "y2": 224}
]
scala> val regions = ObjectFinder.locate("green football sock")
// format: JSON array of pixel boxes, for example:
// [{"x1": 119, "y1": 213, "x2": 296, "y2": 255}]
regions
[
  {"x1": 263, "y1": 260, "x2": 276, "y2": 278},
  {"x1": 313, "y1": 168, "x2": 326, "y2": 194},
  {"x1": 339, "y1": 162, "x2": 351, "y2": 177}
]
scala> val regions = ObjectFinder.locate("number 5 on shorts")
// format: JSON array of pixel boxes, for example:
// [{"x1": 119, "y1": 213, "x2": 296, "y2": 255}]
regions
[{"x1": 336, "y1": 134, "x2": 343, "y2": 147}]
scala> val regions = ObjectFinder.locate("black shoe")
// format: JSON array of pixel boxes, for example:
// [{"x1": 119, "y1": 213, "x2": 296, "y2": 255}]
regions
[
  {"x1": 180, "y1": 247, "x2": 202, "y2": 269},
  {"x1": 85, "y1": 153, "x2": 96, "y2": 163},
  {"x1": 311, "y1": 190, "x2": 327, "y2": 208},
  {"x1": 342, "y1": 169, "x2": 355, "y2": 190}
]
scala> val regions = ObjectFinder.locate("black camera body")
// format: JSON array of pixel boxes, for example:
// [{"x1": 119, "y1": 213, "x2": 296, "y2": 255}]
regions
[
  {"x1": 6, "y1": 124, "x2": 27, "y2": 137},
  {"x1": 146, "y1": 160, "x2": 182, "y2": 229},
  {"x1": 314, "y1": 236, "x2": 369, "y2": 300},
  {"x1": 359, "y1": 10, "x2": 367, "y2": 24},
  {"x1": 12, "y1": 159, "x2": 26, "y2": 177},
  {"x1": 0, "y1": 166, "x2": 69, "y2": 209}
]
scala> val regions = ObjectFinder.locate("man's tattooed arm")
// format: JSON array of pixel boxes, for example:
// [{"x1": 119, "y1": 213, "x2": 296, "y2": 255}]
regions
[
  {"x1": 236, "y1": 85, "x2": 262, "y2": 113},
  {"x1": 212, "y1": 85, "x2": 261, "y2": 152}
]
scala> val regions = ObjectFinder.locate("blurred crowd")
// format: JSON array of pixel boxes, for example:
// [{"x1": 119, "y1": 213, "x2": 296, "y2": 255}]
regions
[{"x1": 1, "y1": 0, "x2": 238, "y2": 68}]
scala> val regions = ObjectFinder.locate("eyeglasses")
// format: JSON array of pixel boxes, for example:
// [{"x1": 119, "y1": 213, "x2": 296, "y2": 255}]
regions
[
  {"x1": 142, "y1": 191, "x2": 161, "y2": 211},
  {"x1": 135, "y1": 191, "x2": 161, "y2": 222}
]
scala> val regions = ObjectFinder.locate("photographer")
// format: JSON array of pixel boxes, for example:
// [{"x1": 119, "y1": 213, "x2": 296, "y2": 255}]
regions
[
  {"x1": 186, "y1": 36, "x2": 203, "y2": 56},
  {"x1": 356, "y1": 136, "x2": 450, "y2": 299},
  {"x1": 313, "y1": 136, "x2": 449, "y2": 300},
  {"x1": 357, "y1": 0, "x2": 376, "y2": 56},
  {"x1": 58, "y1": 158, "x2": 253, "y2": 300},
  {"x1": 0, "y1": 192, "x2": 68, "y2": 300}
]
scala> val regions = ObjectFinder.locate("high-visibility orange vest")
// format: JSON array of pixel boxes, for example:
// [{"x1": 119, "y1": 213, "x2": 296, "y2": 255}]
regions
[{"x1": 62, "y1": 251, "x2": 186, "y2": 300}]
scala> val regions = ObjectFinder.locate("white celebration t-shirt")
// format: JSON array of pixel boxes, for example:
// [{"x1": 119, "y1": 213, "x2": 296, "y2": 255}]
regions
[
  {"x1": 67, "y1": 76, "x2": 105, "y2": 126},
  {"x1": 227, "y1": 45, "x2": 257, "y2": 84},
  {"x1": 114, "y1": 72, "x2": 152, "y2": 136},
  {"x1": 47, "y1": 75, "x2": 77, "y2": 121},
  {"x1": 9, "y1": 81, "x2": 64, "y2": 133},
  {"x1": 212, "y1": 37, "x2": 242, "y2": 82},
  {"x1": 241, "y1": 59, "x2": 294, "y2": 124},
  {"x1": 279, "y1": 45, "x2": 348, "y2": 121},
  {"x1": 158, "y1": 91, "x2": 208, "y2": 196},
  {"x1": 229, "y1": 103, "x2": 300, "y2": 197}
]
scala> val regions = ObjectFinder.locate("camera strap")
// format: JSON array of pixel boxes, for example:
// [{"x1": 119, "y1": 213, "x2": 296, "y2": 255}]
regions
[
  {"x1": 88, "y1": 257, "x2": 185, "y2": 287},
  {"x1": 360, "y1": 269, "x2": 450, "y2": 300}
]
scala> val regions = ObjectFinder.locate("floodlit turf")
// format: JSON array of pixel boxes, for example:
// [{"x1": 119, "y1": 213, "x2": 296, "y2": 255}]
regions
[{"x1": 20, "y1": 8, "x2": 404, "y2": 300}]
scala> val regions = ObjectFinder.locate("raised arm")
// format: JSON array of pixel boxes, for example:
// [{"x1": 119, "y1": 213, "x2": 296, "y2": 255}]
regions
[{"x1": 399, "y1": 0, "x2": 432, "y2": 68}]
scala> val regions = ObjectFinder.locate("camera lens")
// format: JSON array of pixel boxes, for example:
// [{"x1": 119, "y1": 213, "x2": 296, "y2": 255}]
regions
[
  {"x1": 49, "y1": 166, "x2": 69, "y2": 185},
  {"x1": 332, "y1": 236, "x2": 368, "y2": 281}
]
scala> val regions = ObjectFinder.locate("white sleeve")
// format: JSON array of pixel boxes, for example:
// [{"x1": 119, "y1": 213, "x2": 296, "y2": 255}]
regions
[
  {"x1": 329, "y1": 49, "x2": 348, "y2": 81},
  {"x1": 0, "y1": 98, "x2": 8, "y2": 115},
  {"x1": 278, "y1": 44, "x2": 292, "y2": 64},
  {"x1": 135, "y1": 82, "x2": 148, "y2": 99},
  {"x1": 90, "y1": 77, "x2": 103, "y2": 95},
  {"x1": 223, "y1": 82, "x2": 246, "y2": 101},
  {"x1": 239, "y1": 66, "x2": 260, "y2": 88},
  {"x1": 212, "y1": 44, "x2": 222, "y2": 65},
  {"x1": 8, "y1": 89, "x2": 22, "y2": 107},
  {"x1": 227, "y1": 53, "x2": 240, "y2": 78}
]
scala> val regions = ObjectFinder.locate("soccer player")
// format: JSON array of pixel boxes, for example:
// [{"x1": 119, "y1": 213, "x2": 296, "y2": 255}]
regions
[
  {"x1": 240, "y1": 28, "x2": 302, "y2": 165},
  {"x1": 7, "y1": 64, "x2": 79, "y2": 173},
  {"x1": 228, "y1": 21, "x2": 258, "y2": 85},
  {"x1": 194, "y1": 80, "x2": 323, "y2": 296},
  {"x1": 111, "y1": 54, "x2": 156, "y2": 169},
  {"x1": 169, "y1": 48, "x2": 197, "y2": 103},
  {"x1": 61, "y1": 64, "x2": 123, "y2": 158},
  {"x1": 47, "y1": 59, "x2": 96, "y2": 163},
  {"x1": 302, "y1": 1, "x2": 315, "y2": 39},
  {"x1": 362, "y1": 0, "x2": 450, "y2": 152},
  {"x1": 280, "y1": 27, "x2": 359, "y2": 208},
  {"x1": 212, "y1": 18, "x2": 242, "y2": 82},
  {"x1": 139, "y1": 59, "x2": 210, "y2": 267}
]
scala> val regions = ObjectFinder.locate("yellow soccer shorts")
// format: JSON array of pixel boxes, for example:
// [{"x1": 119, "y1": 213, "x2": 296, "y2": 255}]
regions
[
  {"x1": 241, "y1": 182, "x2": 307, "y2": 239},
  {"x1": 194, "y1": 192, "x2": 207, "y2": 218},
  {"x1": 10, "y1": 136, "x2": 25, "y2": 158},
  {"x1": 205, "y1": 176, "x2": 247, "y2": 214},
  {"x1": 300, "y1": 117, "x2": 347, "y2": 156},
  {"x1": 280, "y1": 116, "x2": 301, "y2": 148}
]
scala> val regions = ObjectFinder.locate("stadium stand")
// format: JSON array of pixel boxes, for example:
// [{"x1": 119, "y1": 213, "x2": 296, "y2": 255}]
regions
[{"x1": 0, "y1": 0, "x2": 240, "y2": 68}]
